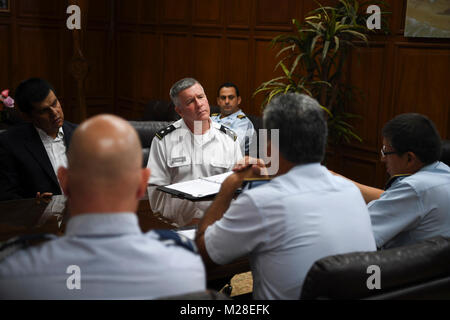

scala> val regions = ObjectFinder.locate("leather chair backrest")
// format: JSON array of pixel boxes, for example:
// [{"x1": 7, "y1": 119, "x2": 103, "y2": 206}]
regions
[
  {"x1": 301, "y1": 236, "x2": 450, "y2": 300},
  {"x1": 142, "y1": 100, "x2": 180, "y2": 122},
  {"x1": 129, "y1": 121, "x2": 173, "y2": 166}
]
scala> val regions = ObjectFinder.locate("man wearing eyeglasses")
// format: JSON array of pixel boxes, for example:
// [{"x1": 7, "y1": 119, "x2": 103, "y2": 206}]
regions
[{"x1": 336, "y1": 113, "x2": 450, "y2": 249}]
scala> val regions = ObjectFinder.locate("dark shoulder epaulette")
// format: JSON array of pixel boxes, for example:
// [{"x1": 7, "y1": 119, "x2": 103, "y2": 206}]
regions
[
  {"x1": 0, "y1": 233, "x2": 57, "y2": 261},
  {"x1": 153, "y1": 229, "x2": 198, "y2": 253},
  {"x1": 237, "y1": 114, "x2": 247, "y2": 119},
  {"x1": 155, "y1": 125, "x2": 177, "y2": 140},
  {"x1": 384, "y1": 174, "x2": 412, "y2": 191},
  {"x1": 211, "y1": 113, "x2": 220, "y2": 117},
  {"x1": 219, "y1": 125, "x2": 237, "y2": 141}
]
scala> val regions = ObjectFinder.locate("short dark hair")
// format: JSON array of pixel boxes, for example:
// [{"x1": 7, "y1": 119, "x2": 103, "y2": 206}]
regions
[
  {"x1": 441, "y1": 140, "x2": 450, "y2": 166},
  {"x1": 382, "y1": 113, "x2": 441, "y2": 165},
  {"x1": 217, "y1": 82, "x2": 240, "y2": 97},
  {"x1": 14, "y1": 78, "x2": 55, "y2": 114},
  {"x1": 263, "y1": 93, "x2": 327, "y2": 164}
]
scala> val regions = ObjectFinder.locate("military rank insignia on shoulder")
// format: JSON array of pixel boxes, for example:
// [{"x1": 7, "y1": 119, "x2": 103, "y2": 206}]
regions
[
  {"x1": 155, "y1": 124, "x2": 176, "y2": 140},
  {"x1": 237, "y1": 114, "x2": 247, "y2": 119},
  {"x1": 0, "y1": 233, "x2": 57, "y2": 261},
  {"x1": 154, "y1": 229, "x2": 198, "y2": 253},
  {"x1": 219, "y1": 125, "x2": 237, "y2": 141}
]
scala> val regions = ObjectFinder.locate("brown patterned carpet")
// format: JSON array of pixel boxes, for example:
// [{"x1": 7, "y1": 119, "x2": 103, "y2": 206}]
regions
[{"x1": 226, "y1": 272, "x2": 253, "y2": 297}]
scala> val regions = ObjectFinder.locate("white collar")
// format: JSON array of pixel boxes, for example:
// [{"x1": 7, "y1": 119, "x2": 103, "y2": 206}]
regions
[{"x1": 35, "y1": 126, "x2": 64, "y2": 142}]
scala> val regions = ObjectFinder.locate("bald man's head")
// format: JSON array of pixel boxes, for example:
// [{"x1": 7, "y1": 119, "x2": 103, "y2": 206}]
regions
[
  {"x1": 69, "y1": 114, "x2": 142, "y2": 179},
  {"x1": 58, "y1": 115, "x2": 150, "y2": 212}
]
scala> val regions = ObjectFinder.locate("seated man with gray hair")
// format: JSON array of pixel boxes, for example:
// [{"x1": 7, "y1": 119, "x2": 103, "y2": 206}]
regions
[
  {"x1": 195, "y1": 92, "x2": 376, "y2": 300},
  {"x1": 147, "y1": 78, "x2": 242, "y2": 185}
]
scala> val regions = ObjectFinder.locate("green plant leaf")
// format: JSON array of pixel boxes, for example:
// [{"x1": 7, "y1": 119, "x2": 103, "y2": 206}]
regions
[
  {"x1": 322, "y1": 40, "x2": 330, "y2": 62},
  {"x1": 279, "y1": 62, "x2": 290, "y2": 77},
  {"x1": 341, "y1": 29, "x2": 368, "y2": 43},
  {"x1": 320, "y1": 105, "x2": 333, "y2": 117},
  {"x1": 254, "y1": 0, "x2": 389, "y2": 145},
  {"x1": 289, "y1": 54, "x2": 303, "y2": 77},
  {"x1": 310, "y1": 34, "x2": 322, "y2": 55},
  {"x1": 275, "y1": 44, "x2": 296, "y2": 58},
  {"x1": 333, "y1": 36, "x2": 340, "y2": 53}
]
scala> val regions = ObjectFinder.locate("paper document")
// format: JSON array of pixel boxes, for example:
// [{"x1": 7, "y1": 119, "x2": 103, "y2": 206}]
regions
[
  {"x1": 177, "y1": 229, "x2": 196, "y2": 240},
  {"x1": 157, "y1": 171, "x2": 233, "y2": 200}
]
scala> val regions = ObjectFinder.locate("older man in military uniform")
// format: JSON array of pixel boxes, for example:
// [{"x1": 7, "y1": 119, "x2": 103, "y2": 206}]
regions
[
  {"x1": 147, "y1": 78, "x2": 242, "y2": 186},
  {"x1": 211, "y1": 83, "x2": 255, "y2": 155},
  {"x1": 0, "y1": 115, "x2": 206, "y2": 299}
]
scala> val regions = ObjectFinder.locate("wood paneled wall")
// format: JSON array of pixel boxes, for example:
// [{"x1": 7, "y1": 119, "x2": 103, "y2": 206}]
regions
[
  {"x1": 0, "y1": 0, "x2": 449, "y2": 188},
  {"x1": 0, "y1": 0, "x2": 114, "y2": 123},
  {"x1": 335, "y1": 0, "x2": 450, "y2": 188}
]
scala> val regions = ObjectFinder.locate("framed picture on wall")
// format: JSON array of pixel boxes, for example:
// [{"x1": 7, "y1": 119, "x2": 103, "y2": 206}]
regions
[
  {"x1": 404, "y1": 0, "x2": 450, "y2": 38},
  {"x1": 0, "y1": 0, "x2": 10, "y2": 12}
]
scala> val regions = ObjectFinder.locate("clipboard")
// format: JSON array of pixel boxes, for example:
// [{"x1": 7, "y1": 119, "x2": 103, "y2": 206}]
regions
[
  {"x1": 156, "y1": 172, "x2": 234, "y2": 200},
  {"x1": 156, "y1": 172, "x2": 272, "y2": 200}
]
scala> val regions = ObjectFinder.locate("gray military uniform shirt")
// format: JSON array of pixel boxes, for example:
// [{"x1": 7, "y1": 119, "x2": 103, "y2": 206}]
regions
[
  {"x1": 368, "y1": 161, "x2": 450, "y2": 249},
  {"x1": 211, "y1": 109, "x2": 255, "y2": 154},
  {"x1": 0, "y1": 213, "x2": 206, "y2": 299}
]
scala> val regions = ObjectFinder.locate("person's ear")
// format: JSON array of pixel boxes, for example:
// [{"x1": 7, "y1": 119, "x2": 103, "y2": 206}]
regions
[
  {"x1": 57, "y1": 166, "x2": 70, "y2": 196},
  {"x1": 175, "y1": 105, "x2": 182, "y2": 118},
  {"x1": 406, "y1": 151, "x2": 416, "y2": 163},
  {"x1": 137, "y1": 168, "x2": 151, "y2": 198},
  {"x1": 237, "y1": 96, "x2": 242, "y2": 106},
  {"x1": 405, "y1": 151, "x2": 423, "y2": 171}
]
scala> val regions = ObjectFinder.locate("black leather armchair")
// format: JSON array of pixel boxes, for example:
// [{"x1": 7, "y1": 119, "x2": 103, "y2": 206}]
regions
[
  {"x1": 129, "y1": 121, "x2": 173, "y2": 166},
  {"x1": 128, "y1": 112, "x2": 263, "y2": 166},
  {"x1": 301, "y1": 236, "x2": 450, "y2": 300}
]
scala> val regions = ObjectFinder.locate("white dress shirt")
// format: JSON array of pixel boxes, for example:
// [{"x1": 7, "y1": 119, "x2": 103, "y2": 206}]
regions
[
  {"x1": 35, "y1": 126, "x2": 67, "y2": 190},
  {"x1": 147, "y1": 118, "x2": 242, "y2": 186}
]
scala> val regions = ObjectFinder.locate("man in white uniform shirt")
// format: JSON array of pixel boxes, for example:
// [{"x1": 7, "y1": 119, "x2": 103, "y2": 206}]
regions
[
  {"x1": 0, "y1": 115, "x2": 206, "y2": 299},
  {"x1": 147, "y1": 78, "x2": 242, "y2": 186},
  {"x1": 0, "y1": 78, "x2": 77, "y2": 201},
  {"x1": 195, "y1": 93, "x2": 376, "y2": 300}
]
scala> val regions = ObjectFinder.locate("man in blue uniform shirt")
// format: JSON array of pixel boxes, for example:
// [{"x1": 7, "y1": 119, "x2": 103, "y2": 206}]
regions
[
  {"x1": 0, "y1": 114, "x2": 206, "y2": 299},
  {"x1": 211, "y1": 83, "x2": 255, "y2": 155},
  {"x1": 336, "y1": 113, "x2": 450, "y2": 249},
  {"x1": 196, "y1": 93, "x2": 376, "y2": 300}
]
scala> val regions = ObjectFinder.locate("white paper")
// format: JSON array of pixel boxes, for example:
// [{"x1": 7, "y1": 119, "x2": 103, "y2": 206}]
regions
[
  {"x1": 163, "y1": 171, "x2": 233, "y2": 198},
  {"x1": 177, "y1": 229, "x2": 196, "y2": 240}
]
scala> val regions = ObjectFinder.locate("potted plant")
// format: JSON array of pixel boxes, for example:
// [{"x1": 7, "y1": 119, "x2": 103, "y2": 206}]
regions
[{"x1": 254, "y1": 0, "x2": 389, "y2": 145}]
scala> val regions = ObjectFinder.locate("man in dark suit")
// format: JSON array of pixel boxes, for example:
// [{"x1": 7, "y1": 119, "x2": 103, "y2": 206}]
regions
[{"x1": 0, "y1": 78, "x2": 77, "y2": 201}]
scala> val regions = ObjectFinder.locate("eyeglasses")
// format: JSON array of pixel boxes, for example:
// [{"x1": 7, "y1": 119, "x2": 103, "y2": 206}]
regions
[{"x1": 380, "y1": 145, "x2": 397, "y2": 157}]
